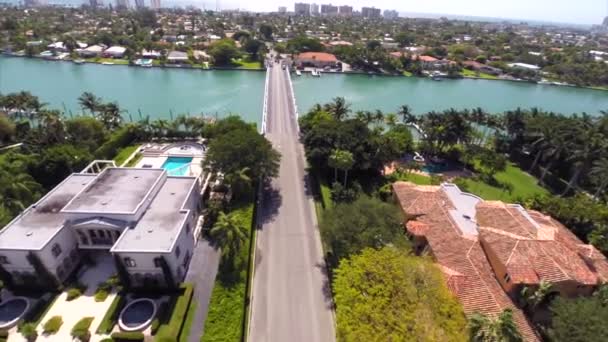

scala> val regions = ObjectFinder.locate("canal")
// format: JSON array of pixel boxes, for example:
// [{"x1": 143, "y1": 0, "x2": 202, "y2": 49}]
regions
[
  {"x1": 0, "y1": 56, "x2": 266, "y2": 123},
  {"x1": 2, "y1": 57, "x2": 608, "y2": 124}
]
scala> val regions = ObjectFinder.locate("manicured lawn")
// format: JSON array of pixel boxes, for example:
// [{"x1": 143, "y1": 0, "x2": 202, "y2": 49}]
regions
[
  {"x1": 125, "y1": 153, "x2": 143, "y2": 167},
  {"x1": 232, "y1": 58, "x2": 263, "y2": 70},
  {"x1": 179, "y1": 301, "x2": 197, "y2": 342},
  {"x1": 113, "y1": 145, "x2": 140, "y2": 166},
  {"x1": 201, "y1": 201, "x2": 255, "y2": 342},
  {"x1": 460, "y1": 68, "x2": 499, "y2": 80},
  {"x1": 457, "y1": 163, "x2": 548, "y2": 202},
  {"x1": 400, "y1": 172, "x2": 433, "y2": 185}
]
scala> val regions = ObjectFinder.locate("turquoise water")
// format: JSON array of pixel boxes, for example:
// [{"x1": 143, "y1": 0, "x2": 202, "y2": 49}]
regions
[
  {"x1": 162, "y1": 157, "x2": 192, "y2": 176},
  {"x1": 292, "y1": 73, "x2": 608, "y2": 116},
  {"x1": 2, "y1": 56, "x2": 608, "y2": 123},
  {"x1": 0, "y1": 56, "x2": 265, "y2": 123}
]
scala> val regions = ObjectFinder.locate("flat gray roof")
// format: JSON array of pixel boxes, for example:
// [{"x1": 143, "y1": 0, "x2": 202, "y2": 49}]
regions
[
  {"x1": 111, "y1": 176, "x2": 197, "y2": 253},
  {"x1": 0, "y1": 174, "x2": 96, "y2": 250},
  {"x1": 62, "y1": 168, "x2": 165, "y2": 214}
]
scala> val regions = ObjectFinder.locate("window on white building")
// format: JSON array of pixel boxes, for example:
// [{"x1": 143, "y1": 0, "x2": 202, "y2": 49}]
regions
[
  {"x1": 124, "y1": 257, "x2": 136, "y2": 267},
  {"x1": 51, "y1": 243, "x2": 62, "y2": 258},
  {"x1": 175, "y1": 246, "x2": 181, "y2": 258},
  {"x1": 0, "y1": 255, "x2": 10, "y2": 264}
]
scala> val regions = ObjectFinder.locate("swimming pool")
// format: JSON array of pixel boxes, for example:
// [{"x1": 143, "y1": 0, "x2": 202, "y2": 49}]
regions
[{"x1": 161, "y1": 157, "x2": 193, "y2": 176}]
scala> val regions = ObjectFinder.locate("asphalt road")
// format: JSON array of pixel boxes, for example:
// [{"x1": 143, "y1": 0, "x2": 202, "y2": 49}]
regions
[{"x1": 248, "y1": 63, "x2": 336, "y2": 342}]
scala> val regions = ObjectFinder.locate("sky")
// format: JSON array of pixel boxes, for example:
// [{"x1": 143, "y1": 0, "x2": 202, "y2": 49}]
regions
[{"x1": 199, "y1": 0, "x2": 606, "y2": 25}]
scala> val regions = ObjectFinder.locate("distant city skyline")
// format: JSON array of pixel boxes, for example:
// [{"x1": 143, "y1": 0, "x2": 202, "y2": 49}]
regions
[
  {"x1": 16, "y1": 0, "x2": 606, "y2": 25},
  {"x1": 207, "y1": 0, "x2": 605, "y2": 25}
]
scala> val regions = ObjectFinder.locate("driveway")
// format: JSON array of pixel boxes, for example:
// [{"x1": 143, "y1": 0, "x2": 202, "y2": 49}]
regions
[{"x1": 184, "y1": 238, "x2": 221, "y2": 342}]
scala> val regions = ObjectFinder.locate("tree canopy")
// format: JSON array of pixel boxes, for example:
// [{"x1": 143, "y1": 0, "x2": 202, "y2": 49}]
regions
[
  {"x1": 320, "y1": 195, "x2": 406, "y2": 263},
  {"x1": 209, "y1": 39, "x2": 240, "y2": 65},
  {"x1": 203, "y1": 116, "x2": 280, "y2": 192},
  {"x1": 333, "y1": 247, "x2": 467, "y2": 342},
  {"x1": 549, "y1": 296, "x2": 608, "y2": 342}
]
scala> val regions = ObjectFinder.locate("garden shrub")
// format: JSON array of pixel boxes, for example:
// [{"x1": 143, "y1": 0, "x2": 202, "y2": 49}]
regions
[
  {"x1": 110, "y1": 331, "x2": 145, "y2": 341},
  {"x1": 154, "y1": 283, "x2": 194, "y2": 341},
  {"x1": 20, "y1": 323, "x2": 37, "y2": 342},
  {"x1": 71, "y1": 317, "x2": 94, "y2": 341},
  {"x1": 43, "y1": 316, "x2": 63, "y2": 334},
  {"x1": 96, "y1": 295, "x2": 125, "y2": 334},
  {"x1": 66, "y1": 288, "x2": 83, "y2": 301},
  {"x1": 0, "y1": 329, "x2": 8, "y2": 338},
  {"x1": 94, "y1": 289, "x2": 109, "y2": 302}
]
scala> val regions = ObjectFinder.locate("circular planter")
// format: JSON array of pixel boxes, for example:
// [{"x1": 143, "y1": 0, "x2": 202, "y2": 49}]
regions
[
  {"x1": 0, "y1": 297, "x2": 30, "y2": 329},
  {"x1": 118, "y1": 298, "x2": 157, "y2": 332}
]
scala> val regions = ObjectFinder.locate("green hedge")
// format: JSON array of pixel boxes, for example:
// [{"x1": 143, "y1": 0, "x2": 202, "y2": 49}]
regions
[
  {"x1": 96, "y1": 294, "x2": 126, "y2": 334},
  {"x1": 0, "y1": 329, "x2": 8, "y2": 338},
  {"x1": 110, "y1": 331, "x2": 145, "y2": 341},
  {"x1": 71, "y1": 317, "x2": 94, "y2": 340},
  {"x1": 42, "y1": 316, "x2": 63, "y2": 334},
  {"x1": 154, "y1": 283, "x2": 194, "y2": 342}
]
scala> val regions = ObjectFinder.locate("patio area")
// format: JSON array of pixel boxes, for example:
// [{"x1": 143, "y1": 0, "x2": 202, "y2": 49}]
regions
[{"x1": 9, "y1": 253, "x2": 119, "y2": 342}]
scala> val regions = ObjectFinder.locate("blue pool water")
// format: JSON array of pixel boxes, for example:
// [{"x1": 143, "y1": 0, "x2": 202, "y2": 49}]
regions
[
  {"x1": 162, "y1": 157, "x2": 193, "y2": 176},
  {"x1": 421, "y1": 162, "x2": 452, "y2": 174}
]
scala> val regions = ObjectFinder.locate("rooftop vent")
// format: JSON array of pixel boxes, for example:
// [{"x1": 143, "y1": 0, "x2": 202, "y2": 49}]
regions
[
  {"x1": 147, "y1": 229, "x2": 153, "y2": 233},
  {"x1": 26, "y1": 232, "x2": 33, "y2": 237},
  {"x1": 463, "y1": 214, "x2": 471, "y2": 220},
  {"x1": 101, "y1": 201, "x2": 108, "y2": 206}
]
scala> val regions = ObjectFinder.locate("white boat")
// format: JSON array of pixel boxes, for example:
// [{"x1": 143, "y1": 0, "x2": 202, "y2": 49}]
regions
[
  {"x1": 101, "y1": 62, "x2": 114, "y2": 65},
  {"x1": 311, "y1": 69, "x2": 320, "y2": 77},
  {"x1": 73, "y1": 59, "x2": 85, "y2": 64},
  {"x1": 295, "y1": 70, "x2": 302, "y2": 76}
]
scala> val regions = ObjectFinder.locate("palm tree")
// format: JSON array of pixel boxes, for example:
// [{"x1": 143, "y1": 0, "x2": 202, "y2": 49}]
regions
[
  {"x1": 98, "y1": 102, "x2": 122, "y2": 130},
  {"x1": 78, "y1": 92, "x2": 101, "y2": 116},
  {"x1": 325, "y1": 97, "x2": 350, "y2": 121},
  {"x1": 328, "y1": 149, "x2": 354, "y2": 186},
  {"x1": 397, "y1": 105, "x2": 415, "y2": 125},
  {"x1": 589, "y1": 157, "x2": 608, "y2": 198},
  {"x1": 384, "y1": 113, "x2": 398, "y2": 128},
  {"x1": 469, "y1": 309, "x2": 523, "y2": 342},
  {"x1": 225, "y1": 167, "x2": 252, "y2": 198},
  {"x1": 520, "y1": 280, "x2": 554, "y2": 310},
  {"x1": 209, "y1": 212, "x2": 248, "y2": 261},
  {"x1": 562, "y1": 120, "x2": 604, "y2": 196},
  {"x1": 151, "y1": 119, "x2": 169, "y2": 138}
]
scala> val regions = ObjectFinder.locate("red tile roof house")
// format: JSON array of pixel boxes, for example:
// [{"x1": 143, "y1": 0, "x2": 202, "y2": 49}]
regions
[
  {"x1": 392, "y1": 181, "x2": 608, "y2": 341},
  {"x1": 295, "y1": 52, "x2": 339, "y2": 68}
]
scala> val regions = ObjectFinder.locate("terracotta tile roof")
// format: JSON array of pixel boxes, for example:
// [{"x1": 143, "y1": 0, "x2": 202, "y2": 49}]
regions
[
  {"x1": 392, "y1": 182, "x2": 540, "y2": 341},
  {"x1": 296, "y1": 52, "x2": 338, "y2": 62},
  {"x1": 392, "y1": 181, "x2": 608, "y2": 341},
  {"x1": 418, "y1": 55, "x2": 438, "y2": 62}
]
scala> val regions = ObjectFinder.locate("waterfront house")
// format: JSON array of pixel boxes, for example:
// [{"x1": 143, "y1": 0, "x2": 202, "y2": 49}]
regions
[
  {"x1": 295, "y1": 52, "x2": 338, "y2": 68},
  {"x1": 508, "y1": 62, "x2": 541, "y2": 71},
  {"x1": 47, "y1": 42, "x2": 67, "y2": 53},
  {"x1": 393, "y1": 182, "x2": 608, "y2": 341},
  {"x1": 167, "y1": 50, "x2": 189, "y2": 63},
  {"x1": 0, "y1": 168, "x2": 200, "y2": 290},
  {"x1": 141, "y1": 49, "x2": 162, "y2": 59},
  {"x1": 103, "y1": 46, "x2": 127, "y2": 59},
  {"x1": 77, "y1": 44, "x2": 105, "y2": 58},
  {"x1": 462, "y1": 60, "x2": 503, "y2": 75}
]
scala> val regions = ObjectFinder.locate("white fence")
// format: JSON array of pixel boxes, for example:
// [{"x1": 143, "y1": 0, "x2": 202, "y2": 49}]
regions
[
  {"x1": 284, "y1": 68, "x2": 300, "y2": 132},
  {"x1": 260, "y1": 67, "x2": 270, "y2": 135}
]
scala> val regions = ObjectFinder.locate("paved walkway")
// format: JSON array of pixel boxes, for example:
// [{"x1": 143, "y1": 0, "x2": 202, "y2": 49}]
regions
[
  {"x1": 8, "y1": 255, "x2": 117, "y2": 342},
  {"x1": 248, "y1": 62, "x2": 336, "y2": 341},
  {"x1": 184, "y1": 239, "x2": 221, "y2": 342}
]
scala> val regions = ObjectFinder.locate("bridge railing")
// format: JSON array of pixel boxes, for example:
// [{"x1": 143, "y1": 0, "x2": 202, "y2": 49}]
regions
[
  {"x1": 284, "y1": 68, "x2": 300, "y2": 132},
  {"x1": 261, "y1": 66, "x2": 270, "y2": 135}
]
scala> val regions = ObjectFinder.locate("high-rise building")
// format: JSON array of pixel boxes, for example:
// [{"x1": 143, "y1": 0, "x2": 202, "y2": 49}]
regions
[
  {"x1": 89, "y1": 0, "x2": 102, "y2": 7},
  {"x1": 383, "y1": 9, "x2": 399, "y2": 19},
  {"x1": 310, "y1": 3, "x2": 319, "y2": 15},
  {"x1": 321, "y1": 3, "x2": 338, "y2": 15},
  {"x1": 338, "y1": 5, "x2": 352, "y2": 16},
  {"x1": 24, "y1": 0, "x2": 41, "y2": 7},
  {"x1": 361, "y1": 6, "x2": 381, "y2": 18},
  {"x1": 151, "y1": 0, "x2": 160, "y2": 9},
  {"x1": 294, "y1": 2, "x2": 310, "y2": 16},
  {"x1": 278, "y1": 6, "x2": 287, "y2": 13}
]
